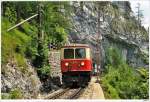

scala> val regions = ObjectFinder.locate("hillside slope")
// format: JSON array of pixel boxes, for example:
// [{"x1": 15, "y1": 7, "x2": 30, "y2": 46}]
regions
[{"x1": 1, "y1": 18, "x2": 41, "y2": 99}]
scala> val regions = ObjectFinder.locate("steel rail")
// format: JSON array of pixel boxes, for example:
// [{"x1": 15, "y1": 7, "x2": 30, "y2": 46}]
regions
[
  {"x1": 44, "y1": 87, "x2": 84, "y2": 99},
  {"x1": 45, "y1": 88, "x2": 70, "y2": 99},
  {"x1": 67, "y1": 88, "x2": 84, "y2": 99}
]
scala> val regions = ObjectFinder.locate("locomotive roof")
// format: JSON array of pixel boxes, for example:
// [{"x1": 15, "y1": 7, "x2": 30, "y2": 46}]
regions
[{"x1": 62, "y1": 44, "x2": 90, "y2": 48}]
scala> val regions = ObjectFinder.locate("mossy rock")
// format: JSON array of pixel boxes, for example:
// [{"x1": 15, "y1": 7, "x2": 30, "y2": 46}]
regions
[{"x1": 9, "y1": 88, "x2": 23, "y2": 99}]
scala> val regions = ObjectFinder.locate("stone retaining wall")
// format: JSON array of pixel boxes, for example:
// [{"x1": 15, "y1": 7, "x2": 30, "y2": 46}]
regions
[{"x1": 49, "y1": 51, "x2": 62, "y2": 85}]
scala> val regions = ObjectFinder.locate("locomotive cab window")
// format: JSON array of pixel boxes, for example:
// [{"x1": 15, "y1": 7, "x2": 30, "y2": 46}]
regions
[
  {"x1": 64, "y1": 49, "x2": 74, "y2": 59},
  {"x1": 75, "y1": 48, "x2": 86, "y2": 59}
]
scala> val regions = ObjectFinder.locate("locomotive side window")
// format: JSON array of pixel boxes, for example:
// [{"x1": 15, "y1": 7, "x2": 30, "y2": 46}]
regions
[
  {"x1": 64, "y1": 49, "x2": 74, "y2": 59},
  {"x1": 75, "y1": 48, "x2": 86, "y2": 59}
]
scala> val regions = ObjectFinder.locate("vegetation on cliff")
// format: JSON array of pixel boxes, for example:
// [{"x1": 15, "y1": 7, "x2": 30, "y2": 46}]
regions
[
  {"x1": 1, "y1": 1, "x2": 71, "y2": 99},
  {"x1": 98, "y1": 2, "x2": 149, "y2": 99},
  {"x1": 2, "y1": 1, "x2": 71, "y2": 77},
  {"x1": 101, "y1": 47, "x2": 149, "y2": 99},
  {"x1": 97, "y1": 1, "x2": 148, "y2": 40}
]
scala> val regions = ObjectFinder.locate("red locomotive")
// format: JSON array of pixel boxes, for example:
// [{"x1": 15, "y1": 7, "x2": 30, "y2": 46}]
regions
[{"x1": 60, "y1": 44, "x2": 92, "y2": 87}]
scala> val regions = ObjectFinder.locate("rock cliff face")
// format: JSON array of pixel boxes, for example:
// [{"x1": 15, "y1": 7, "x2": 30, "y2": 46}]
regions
[
  {"x1": 1, "y1": 59, "x2": 41, "y2": 99},
  {"x1": 68, "y1": 1, "x2": 148, "y2": 68}
]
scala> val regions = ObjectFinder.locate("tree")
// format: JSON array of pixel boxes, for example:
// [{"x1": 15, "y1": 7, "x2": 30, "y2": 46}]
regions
[{"x1": 136, "y1": 3, "x2": 144, "y2": 26}]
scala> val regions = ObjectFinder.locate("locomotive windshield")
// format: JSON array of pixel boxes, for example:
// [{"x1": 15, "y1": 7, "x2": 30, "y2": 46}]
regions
[
  {"x1": 64, "y1": 49, "x2": 74, "y2": 59},
  {"x1": 64, "y1": 48, "x2": 86, "y2": 59},
  {"x1": 75, "y1": 48, "x2": 86, "y2": 59}
]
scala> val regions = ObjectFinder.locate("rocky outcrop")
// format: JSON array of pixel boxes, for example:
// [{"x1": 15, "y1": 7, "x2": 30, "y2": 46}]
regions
[
  {"x1": 1, "y1": 59, "x2": 41, "y2": 99},
  {"x1": 68, "y1": 1, "x2": 148, "y2": 68}
]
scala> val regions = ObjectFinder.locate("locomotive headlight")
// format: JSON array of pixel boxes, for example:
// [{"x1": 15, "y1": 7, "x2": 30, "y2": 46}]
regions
[
  {"x1": 65, "y1": 62, "x2": 69, "y2": 66},
  {"x1": 81, "y1": 62, "x2": 85, "y2": 66}
]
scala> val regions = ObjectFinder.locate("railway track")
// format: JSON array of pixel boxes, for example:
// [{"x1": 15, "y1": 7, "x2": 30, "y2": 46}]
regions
[
  {"x1": 44, "y1": 87, "x2": 84, "y2": 99},
  {"x1": 66, "y1": 88, "x2": 84, "y2": 99}
]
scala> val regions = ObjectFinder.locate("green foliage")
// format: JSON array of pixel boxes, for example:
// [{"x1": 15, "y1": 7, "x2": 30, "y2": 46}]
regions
[
  {"x1": 2, "y1": 2, "x2": 38, "y2": 23},
  {"x1": 38, "y1": 65, "x2": 51, "y2": 76},
  {"x1": 33, "y1": 40, "x2": 51, "y2": 80},
  {"x1": 9, "y1": 88, "x2": 23, "y2": 99},
  {"x1": 42, "y1": 2, "x2": 71, "y2": 44},
  {"x1": 25, "y1": 45, "x2": 38, "y2": 60},
  {"x1": 20, "y1": 20, "x2": 38, "y2": 35},
  {"x1": 14, "y1": 53, "x2": 29, "y2": 74},
  {"x1": 135, "y1": 68, "x2": 149, "y2": 99},
  {"x1": 137, "y1": 68, "x2": 149, "y2": 80},
  {"x1": 1, "y1": 18, "x2": 31, "y2": 65},
  {"x1": 33, "y1": 2, "x2": 71, "y2": 80},
  {"x1": 33, "y1": 40, "x2": 49, "y2": 67},
  {"x1": 3, "y1": 2, "x2": 17, "y2": 23},
  {"x1": 1, "y1": 93, "x2": 10, "y2": 99},
  {"x1": 14, "y1": 53, "x2": 26, "y2": 67},
  {"x1": 37, "y1": 65, "x2": 51, "y2": 80},
  {"x1": 101, "y1": 47, "x2": 149, "y2": 99},
  {"x1": 2, "y1": 2, "x2": 71, "y2": 82},
  {"x1": 105, "y1": 46, "x2": 123, "y2": 67},
  {"x1": 23, "y1": 22, "x2": 38, "y2": 60}
]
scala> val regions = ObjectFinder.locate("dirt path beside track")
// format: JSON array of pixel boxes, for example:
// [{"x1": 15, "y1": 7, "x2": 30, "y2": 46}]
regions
[{"x1": 79, "y1": 76, "x2": 105, "y2": 99}]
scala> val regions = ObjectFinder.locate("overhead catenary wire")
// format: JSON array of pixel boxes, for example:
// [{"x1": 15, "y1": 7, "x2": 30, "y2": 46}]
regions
[{"x1": 7, "y1": 13, "x2": 38, "y2": 32}]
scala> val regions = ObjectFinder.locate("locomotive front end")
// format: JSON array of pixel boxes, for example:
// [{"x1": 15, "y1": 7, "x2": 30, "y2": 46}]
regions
[{"x1": 60, "y1": 44, "x2": 92, "y2": 87}]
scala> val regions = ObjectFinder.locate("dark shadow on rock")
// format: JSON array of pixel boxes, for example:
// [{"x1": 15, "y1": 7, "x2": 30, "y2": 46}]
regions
[
  {"x1": 40, "y1": 77, "x2": 61, "y2": 93},
  {"x1": 51, "y1": 76, "x2": 62, "y2": 87}
]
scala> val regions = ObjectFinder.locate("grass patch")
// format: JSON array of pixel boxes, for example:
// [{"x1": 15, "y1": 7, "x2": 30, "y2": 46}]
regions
[
  {"x1": 1, "y1": 18, "x2": 31, "y2": 66},
  {"x1": 9, "y1": 88, "x2": 23, "y2": 99},
  {"x1": 1, "y1": 93, "x2": 10, "y2": 99},
  {"x1": 14, "y1": 53, "x2": 28, "y2": 74}
]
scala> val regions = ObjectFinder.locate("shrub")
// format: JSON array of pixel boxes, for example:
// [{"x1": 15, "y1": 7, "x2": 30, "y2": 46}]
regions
[
  {"x1": 1, "y1": 93, "x2": 10, "y2": 99},
  {"x1": 105, "y1": 46, "x2": 123, "y2": 70},
  {"x1": 9, "y1": 88, "x2": 23, "y2": 99},
  {"x1": 101, "y1": 47, "x2": 149, "y2": 99},
  {"x1": 37, "y1": 65, "x2": 51, "y2": 80}
]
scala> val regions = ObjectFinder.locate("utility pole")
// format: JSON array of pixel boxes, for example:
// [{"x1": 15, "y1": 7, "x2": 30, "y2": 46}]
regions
[
  {"x1": 96, "y1": 3, "x2": 102, "y2": 82},
  {"x1": 38, "y1": 3, "x2": 42, "y2": 42},
  {"x1": 35, "y1": 3, "x2": 44, "y2": 68},
  {"x1": 37, "y1": 3, "x2": 45, "y2": 48}
]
